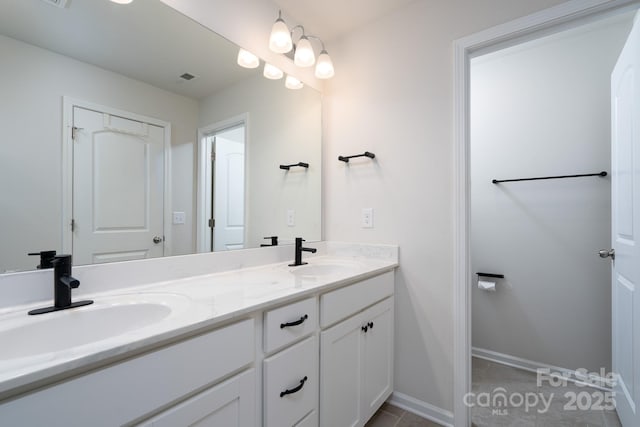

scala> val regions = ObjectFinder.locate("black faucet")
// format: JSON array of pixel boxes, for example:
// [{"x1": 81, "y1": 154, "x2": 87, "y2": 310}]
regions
[
  {"x1": 289, "y1": 237, "x2": 317, "y2": 266},
  {"x1": 28, "y1": 255, "x2": 94, "y2": 315},
  {"x1": 261, "y1": 236, "x2": 279, "y2": 247},
  {"x1": 28, "y1": 250, "x2": 57, "y2": 269}
]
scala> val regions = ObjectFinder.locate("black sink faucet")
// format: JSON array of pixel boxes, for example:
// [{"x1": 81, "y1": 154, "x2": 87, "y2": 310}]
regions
[
  {"x1": 289, "y1": 238, "x2": 317, "y2": 267},
  {"x1": 261, "y1": 236, "x2": 279, "y2": 247},
  {"x1": 28, "y1": 255, "x2": 94, "y2": 315}
]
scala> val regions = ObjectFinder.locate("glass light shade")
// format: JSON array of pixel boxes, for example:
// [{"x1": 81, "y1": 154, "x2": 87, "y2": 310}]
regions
[
  {"x1": 237, "y1": 48, "x2": 259, "y2": 69},
  {"x1": 314, "y1": 50, "x2": 335, "y2": 79},
  {"x1": 285, "y1": 75, "x2": 304, "y2": 90},
  {"x1": 263, "y1": 63, "x2": 284, "y2": 80},
  {"x1": 294, "y1": 36, "x2": 315, "y2": 67},
  {"x1": 110, "y1": 0, "x2": 134, "y2": 3},
  {"x1": 269, "y1": 19, "x2": 293, "y2": 53}
]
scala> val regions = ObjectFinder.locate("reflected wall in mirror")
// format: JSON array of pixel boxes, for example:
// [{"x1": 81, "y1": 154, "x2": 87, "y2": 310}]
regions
[{"x1": 0, "y1": 0, "x2": 321, "y2": 273}]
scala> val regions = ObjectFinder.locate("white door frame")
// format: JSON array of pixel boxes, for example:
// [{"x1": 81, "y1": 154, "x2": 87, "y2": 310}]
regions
[
  {"x1": 196, "y1": 113, "x2": 249, "y2": 253},
  {"x1": 61, "y1": 97, "x2": 172, "y2": 257},
  {"x1": 452, "y1": 1, "x2": 639, "y2": 425}
]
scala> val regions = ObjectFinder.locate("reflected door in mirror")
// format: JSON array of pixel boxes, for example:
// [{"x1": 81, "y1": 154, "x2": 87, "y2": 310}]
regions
[{"x1": 72, "y1": 106, "x2": 165, "y2": 265}]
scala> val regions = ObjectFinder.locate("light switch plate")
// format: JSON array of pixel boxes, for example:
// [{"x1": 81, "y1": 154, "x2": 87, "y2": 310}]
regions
[
  {"x1": 286, "y1": 209, "x2": 295, "y2": 227},
  {"x1": 362, "y1": 208, "x2": 373, "y2": 228},
  {"x1": 173, "y1": 211, "x2": 186, "y2": 225}
]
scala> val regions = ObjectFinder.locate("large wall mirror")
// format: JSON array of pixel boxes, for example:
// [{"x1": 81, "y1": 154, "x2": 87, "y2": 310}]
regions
[{"x1": 0, "y1": 0, "x2": 321, "y2": 273}]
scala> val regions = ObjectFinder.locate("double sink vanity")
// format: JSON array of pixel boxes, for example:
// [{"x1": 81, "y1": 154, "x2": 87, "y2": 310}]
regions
[{"x1": 0, "y1": 242, "x2": 397, "y2": 427}]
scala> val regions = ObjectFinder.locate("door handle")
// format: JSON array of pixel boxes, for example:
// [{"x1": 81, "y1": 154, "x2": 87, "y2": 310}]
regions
[
  {"x1": 153, "y1": 236, "x2": 163, "y2": 244},
  {"x1": 598, "y1": 249, "x2": 615, "y2": 260}
]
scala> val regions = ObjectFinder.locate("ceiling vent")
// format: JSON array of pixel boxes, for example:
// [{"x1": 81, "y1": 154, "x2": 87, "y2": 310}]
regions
[
  {"x1": 179, "y1": 73, "x2": 197, "y2": 81},
  {"x1": 40, "y1": 0, "x2": 69, "y2": 8}
]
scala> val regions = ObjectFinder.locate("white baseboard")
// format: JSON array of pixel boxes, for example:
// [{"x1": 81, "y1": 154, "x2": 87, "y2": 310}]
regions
[
  {"x1": 472, "y1": 347, "x2": 613, "y2": 390},
  {"x1": 388, "y1": 391, "x2": 454, "y2": 427}
]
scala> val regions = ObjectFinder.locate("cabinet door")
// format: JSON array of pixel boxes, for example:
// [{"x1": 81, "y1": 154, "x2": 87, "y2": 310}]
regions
[
  {"x1": 320, "y1": 311, "x2": 365, "y2": 427},
  {"x1": 141, "y1": 369, "x2": 255, "y2": 427},
  {"x1": 361, "y1": 297, "x2": 394, "y2": 421}
]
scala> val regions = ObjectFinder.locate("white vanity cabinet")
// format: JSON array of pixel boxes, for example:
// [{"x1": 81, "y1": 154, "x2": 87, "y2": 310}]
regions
[
  {"x1": 0, "y1": 319, "x2": 255, "y2": 427},
  {"x1": 319, "y1": 272, "x2": 394, "y2": 427}
]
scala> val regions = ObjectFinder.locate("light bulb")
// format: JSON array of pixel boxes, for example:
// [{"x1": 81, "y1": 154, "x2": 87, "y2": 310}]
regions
[
  {"x1": 269, "y1": 18, "x2": 293, "y2": 53},
  {"x1": 263, "y1": 63, "x2": 284, "y2": 80},
  {"x1": 285, "y1": 75, "x2": 304, "y2": 90},
  {"x1": 294, "y1": 36, "x2": 315, "y2": 67},
  {"x1": 237, "y1": 48, "x2": 259, "y2": 69},
  {"x1": 315, "y1": 50, "x2": 335, "y2": 79}
]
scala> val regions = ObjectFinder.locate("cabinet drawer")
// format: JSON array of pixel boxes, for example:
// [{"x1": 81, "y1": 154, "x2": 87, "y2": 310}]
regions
[
  {"x1": 264, "y1": 336, "x2": 318, "y2": 427},
  {"x1": 264, "y1": 297, "x2": 317, "y2": 354},
  {"x1": 320, "y1": 271, "x2": 393, "y2": 328},
  {"x1": 0, "y1": 318, "x2": 255, "y2": 426}
]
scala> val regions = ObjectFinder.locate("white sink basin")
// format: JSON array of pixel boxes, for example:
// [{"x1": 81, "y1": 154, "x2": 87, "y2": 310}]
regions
[
  {"x1": 289, "y1": 260, "x2": 363, "y2": 277},
  {"x1": 0, "y1": 293, "x2": 192, "y2": 361}
]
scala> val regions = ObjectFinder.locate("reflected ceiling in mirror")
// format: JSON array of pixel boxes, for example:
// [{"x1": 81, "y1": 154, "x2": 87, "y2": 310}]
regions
[{"x1": 0, "y1": 0, "x2": 322, "y2": 274}]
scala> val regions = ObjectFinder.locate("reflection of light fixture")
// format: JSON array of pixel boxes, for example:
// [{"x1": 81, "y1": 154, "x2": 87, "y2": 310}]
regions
[
  {"x1": 237, "y1": 49, "x2": 259, "y2": 69},
  {"x1": 268, "y1": 10, "x2": 335, "y2": 79},
  {"x1": 285, "y1": 75, "x2": 304, "y2": 90},
  {"x1": 110, "y1": 0, "x2": 134, "y2": 4},
  {"x1": 263, "y1": 63, "x2": 284, "y2": 80},
  {"x1": 269, "y1": 11, "x2": 293, "y2": 54}
]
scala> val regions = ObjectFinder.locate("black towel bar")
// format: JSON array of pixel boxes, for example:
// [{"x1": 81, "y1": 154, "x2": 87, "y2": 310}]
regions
[
  {"x1": 338, "y1": 151, "x2": 375, "y2": 163},
  {"x1": 280, "y1": 162, "x2": 309, "y2": 170},
  {"x1": 492, "y1": 171, "x2": 607, "y2": 184}
]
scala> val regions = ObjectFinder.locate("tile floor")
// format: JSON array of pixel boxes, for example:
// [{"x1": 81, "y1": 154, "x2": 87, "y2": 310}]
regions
[
  {"x1": 472, "y1": 357, "x2": 623, "y2": 427},
  {"x1": 365, "y1": 402, "x2": 441, "y2": 427}
]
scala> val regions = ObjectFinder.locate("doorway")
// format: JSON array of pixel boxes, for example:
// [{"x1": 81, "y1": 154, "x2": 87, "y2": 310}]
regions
[
  {"x1": 197, "y1": 117, "x2": 247, "y2": 252},
  {"x1": 468, "y1": 12, "x2": 632, "y2": 426},
  {"x1": 453, "y1": 2, "x2": 640, "y2": 426}
]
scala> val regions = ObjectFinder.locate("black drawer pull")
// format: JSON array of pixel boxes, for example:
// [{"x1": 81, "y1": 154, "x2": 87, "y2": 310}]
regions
[
  {"x1": 280, "y1": 314, "x2": 308, "y2": 329},
  {"x1": 280, "y1": 376, "x2": 308, "y2": 397},
  {"x1": 368, "y1": 321, "x2": 374, "y2": 329}
]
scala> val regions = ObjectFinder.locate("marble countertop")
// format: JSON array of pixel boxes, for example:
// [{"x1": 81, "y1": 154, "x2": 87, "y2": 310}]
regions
[{"x1": 0, "y1": 250, "x2": 397, "y2": 399}]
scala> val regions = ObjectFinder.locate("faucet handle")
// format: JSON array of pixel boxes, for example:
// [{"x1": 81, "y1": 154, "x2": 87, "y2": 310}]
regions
[{"x1": 28, "y1": 250, "x2": 57, "y2": 269}]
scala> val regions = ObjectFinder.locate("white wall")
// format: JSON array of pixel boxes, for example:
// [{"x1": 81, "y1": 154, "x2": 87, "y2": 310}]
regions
[
  {"x1": 199, "y1": 74, "x2": 322, "y2": 247},
  {"x1": 322, "y1": 0, "x2": 570, "y2": 414},
  {"x1": 471, "y1": 18, "x2": 632, "y2": 373},
  {"x1": 0, "y1": 35, "x2": 198, "y2": 272}
]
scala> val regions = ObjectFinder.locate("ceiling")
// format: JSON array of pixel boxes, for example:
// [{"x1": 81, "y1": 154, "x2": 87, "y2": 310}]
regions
[
  {"x1": 272, "y1": 0, "x2": 417, "y2": 42},
  {"x1": 0, "y1": 0, "x2": 257, "y2": 100}
]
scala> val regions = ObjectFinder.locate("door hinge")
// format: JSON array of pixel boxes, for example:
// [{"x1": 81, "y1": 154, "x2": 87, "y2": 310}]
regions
[
  {"x1": 71, "y1": 126, "x2": 83, "y2": 140},
  {"x1": 208, "y1": 218, "x2": 215, "y2": 228},
  {"x1": 211, "y1": 152, "x2": 216, "y2": 161},
  {"x1": 71, "y1": 219, "x2": 76, "y2": 232}
]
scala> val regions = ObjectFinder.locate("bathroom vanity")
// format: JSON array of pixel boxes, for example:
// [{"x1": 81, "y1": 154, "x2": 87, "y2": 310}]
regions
[{"x1": 0, "y1": 243, "x2": 397, "y2": 427}]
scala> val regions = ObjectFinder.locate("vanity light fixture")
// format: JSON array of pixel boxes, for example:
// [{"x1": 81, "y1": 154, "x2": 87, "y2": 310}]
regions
[
  {"x1": 268, "y1": 10, "x2": 335, "y2": 79},
  {"x1": 285, "y1": 75, "x2": 304, "y2": 90},
  {"x1": 237, "y1": 48, "x2": 260, "y2": 69},
  {"x1": 263, "y1": 63, "x2": 284, "y2": 80},
  {"x1": 269, "y1": 10, "x2": 293, "y2": 54},
  {"x1": 110, "y1": 0, "x2": 134, "y2": 4}
]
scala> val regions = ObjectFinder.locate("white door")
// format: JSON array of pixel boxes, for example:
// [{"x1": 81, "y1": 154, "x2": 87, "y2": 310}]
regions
[
  {"x1": 72, "y1": 106, "x2": 165, "y2": 265},
  {"x1": 611, "y1": 12, "x2": 640, "y2": 427},
  {"x1": 206, "y1": 126, "x2": 245, "y2": 252}
]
